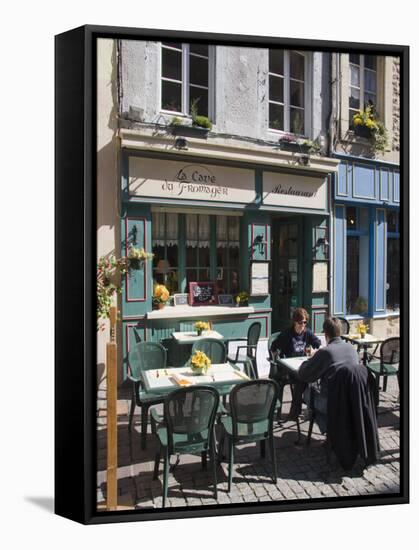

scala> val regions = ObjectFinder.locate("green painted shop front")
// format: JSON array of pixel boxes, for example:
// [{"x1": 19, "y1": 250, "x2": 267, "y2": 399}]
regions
[{"x1": 120, "y1": 150, "x2": 332, "y2": 378}]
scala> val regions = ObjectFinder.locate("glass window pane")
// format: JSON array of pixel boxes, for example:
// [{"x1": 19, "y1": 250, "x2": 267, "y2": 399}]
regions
[
  {"x1": 269, "y1": 49, "x2": 284, "y2": 75},
  {"x1": 189, "y1": 54, "x2": 208, "y2": 87},
  {"x1": 290, "y1": 108, "x2": 304, "y2": 135},
  {"x1": 189, "y1": 87, "x2": 208, "y2": 117},
  {"x1": 197, "y1": 268, "x2": 210, "y2": 281},
  {"x1": 350, "y1": 64, "x2": 360, "y2": 87},
  {"x1": 364, "y1": 92, "x2": 376, "y2": 108},
  {"x1": 228, "y1": 245, "x2": 240, "y2": 267},
  {"x1": 364, "y1": 69, "x2": 377, "y2": 93},
  {"x1": 228, "y1": 217, "x2": 240, "y2": 243},
  {"x1": 349, "y1": 87, "x2": 360, "y2": 109},
  {"x1": 290, "y1": 80, "x2": 304, "y2": 107},
  {"x1": 346, "y1": 206, "x2": 357, "y2": 228},
  {"x1": 198, "y1": 245, "x2": 210, "y2": 266},
  {"x1": 386, "y1": 239, "x2": 400, "y2": 310},
  {"x1": 269, "y1": 103, "x2": 284, "y2": 130},
  {"x1": 364, "y1": 55, "x2": 377, "y2": 70},
  {"x1": 186, "y1": 269, "x2": 197, "y2": 287},
  {"x1": 162, "y1": 48, "x2": 182, "y2": 81},
  {"x1": 162, "y1": 80, "x2": 182, "y2": 112},
  {"x1": 186, "y1": 245, "x2": 197, "y2": 267},
  {"x1": 230, "y1": 269, "x2": 240, "y2": 294},
  {"x1": 290, "y1": 52, "x2": 305, "y2": 80},
  {"x1": 347, "y1": 236, "x2": 360, "y2": 314},
  {"x1": 269, "y1": 74, "x2": 284, "y2": 103},
  {"x1": 162, "y1": 41, "x2": 182, "y2": 50},
  {"x1": 217, "y1": 246, "x2": 227, "y2": 267},
  {"x1": 387, "y1": 211, "x2": 399, "y2": 233},
  {"x1": 349, "y1": 53, "x2": 360, "y2": 65},
  {"x1": 189, "y1": 44, "x2": 208, "y2": 56}
]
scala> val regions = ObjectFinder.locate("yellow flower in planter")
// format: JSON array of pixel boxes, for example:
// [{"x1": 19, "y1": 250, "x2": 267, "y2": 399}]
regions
[{"x1": 190, "y1": 350, "x2": 211, "y2": 374}]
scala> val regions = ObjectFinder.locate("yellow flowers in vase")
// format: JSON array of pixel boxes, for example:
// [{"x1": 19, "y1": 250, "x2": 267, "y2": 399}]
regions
[
  {"x1": 190, "y1": 350, "x2": 211, "y2": 375},
  {"x1": 358, "y1": 321, "x2": 369, "y2": 338},
  {"x1": 194, "y1": 321, "x2": 210, "y2": 336}
]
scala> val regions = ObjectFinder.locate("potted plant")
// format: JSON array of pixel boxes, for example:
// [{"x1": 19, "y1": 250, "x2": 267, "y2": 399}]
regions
[
  {"x1": 128, "y1": 246, "x2": 154, "y2": 270},
  {"x1": 169, "y1": 98, "x2": 213, "y2": 138},
  {"x1": 235, "y1": 291, "x2": 249, "y2": 307},
  {"x1": 278, "y1": 134, "x2": 313, "y2": 154},
  {"x1": 189, "y1": 350, "x2": 211, "y2": 375},
  {"x1": 96, "y1": 249, "x2": 154, "y2": 331},
  {"x1": 353, "y1": 296, "x2": 368, "y2": 315},
  {"x1": 352, "y1": 105, "x2": 388, "y2": 153},
  {"x1": 152, "y1": 284, "x2": 170, "y2": 310}
]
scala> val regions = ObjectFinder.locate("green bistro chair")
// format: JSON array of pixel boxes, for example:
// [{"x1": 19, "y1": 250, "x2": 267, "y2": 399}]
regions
[
  {"x1": 191, "y1": 337, "x2": 226, "y2": 364},
  {"x1": 367, "y1": 337, "x2": 400, "y2": 405},
  {"x1": 227, "y1": 321, "x2": 261, "y2": 379},
  {"x1": 153, "y1": 385, "x2": 220, "y2": 508},
  {"x1": 267, "y1": 331, "x2": 301, "y2": 439},
  {"x1": 219, "y1": 379, "x2": 279, "y2": 492},
  {"x1": 128, "y1": 341, "x2": 167, "y2": 450}
]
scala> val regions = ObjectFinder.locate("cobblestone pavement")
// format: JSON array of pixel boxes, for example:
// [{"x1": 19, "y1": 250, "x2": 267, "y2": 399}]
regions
[{"x1": 96, "y1": 374, "x2": 400, "y2": 509}]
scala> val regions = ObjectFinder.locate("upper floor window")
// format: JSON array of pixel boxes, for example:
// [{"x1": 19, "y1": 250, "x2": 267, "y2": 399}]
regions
[
  {"x1": 268, "y1": 50, "x2": 307, "y2": 135},
  {"x1": 161, "y1": 42, "x2": 212, "y2": 117},
  {"x1": 349, "y1": 54, "x2": 377, "y2": 121}
]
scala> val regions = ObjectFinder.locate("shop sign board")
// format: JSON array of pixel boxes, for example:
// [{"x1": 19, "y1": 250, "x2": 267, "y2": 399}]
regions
[
  {"x1": 129, "y1": 157, "x2": 256, "y2": 204},
  {"x1": 263, "y1": 172, "x2": 327, "y2": 210}
]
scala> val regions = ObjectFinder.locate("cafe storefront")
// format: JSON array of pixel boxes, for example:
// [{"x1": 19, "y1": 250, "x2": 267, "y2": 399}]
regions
[{"x1": 119, "y1": 132, "x2": 340, "y2": 376}]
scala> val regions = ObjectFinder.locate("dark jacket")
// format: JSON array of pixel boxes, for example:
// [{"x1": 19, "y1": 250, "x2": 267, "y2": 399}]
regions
[
  {"x1": 271, "y1": 327, "x2": 321, "y2": 358},
  {"x1": 298, "y1": 338, "x2": 379, "y2": 470}
]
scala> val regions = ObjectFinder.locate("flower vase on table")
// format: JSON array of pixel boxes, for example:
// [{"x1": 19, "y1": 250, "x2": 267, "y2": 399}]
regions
[
  {"x1": 194, "y1": 321, "x2": 209, "y2": 337},
  {"x1": 358, "y1": 321, "x2": 369, "y2": 339},
  {"x1": 190, "y1": 350, "x2": 211, "y2": 375}
]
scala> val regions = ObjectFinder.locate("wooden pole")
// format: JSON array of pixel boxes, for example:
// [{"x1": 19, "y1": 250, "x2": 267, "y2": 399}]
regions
[{"x1": 106, "y1": 306, "x2": 118, "y2": 511}]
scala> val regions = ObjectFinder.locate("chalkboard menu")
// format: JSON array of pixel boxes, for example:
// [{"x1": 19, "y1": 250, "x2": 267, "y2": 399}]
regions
[{"x1": 189, "y1": 282, "x2": 218, "y2": 306}]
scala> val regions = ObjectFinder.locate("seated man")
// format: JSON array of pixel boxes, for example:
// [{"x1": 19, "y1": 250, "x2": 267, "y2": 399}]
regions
[
  {"x1": 297, "y1": 317, "x2": 360, "y2": 414},
  {"x1": 297, "y1": 317, "x2": 379, "y2": 470}
]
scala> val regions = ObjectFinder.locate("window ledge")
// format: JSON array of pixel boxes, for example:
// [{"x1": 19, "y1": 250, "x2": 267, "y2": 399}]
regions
[{"x1": 146, "y1": 305, "x2": 256, "y2": 320}]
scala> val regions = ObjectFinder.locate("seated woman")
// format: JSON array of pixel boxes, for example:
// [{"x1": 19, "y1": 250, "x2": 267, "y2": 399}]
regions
[
  {"x1": 271, "y1": 307, "x2": 321, "y2": 358},
  {"x1": 270, "y1": 307, "x2": 321, "y2": 421}
]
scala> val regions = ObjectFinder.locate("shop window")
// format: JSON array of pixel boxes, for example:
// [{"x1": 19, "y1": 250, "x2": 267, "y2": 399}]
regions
[
  {"x1": 349, "y1": 53, "x2": 378, "y2": 123},
  {"x1": 152, "y1": 212, "x2": 179, "y2": 294},
  {"x1": 346, "y1": 207, "x2": 369, "y2": 315},
  {"x1": 152, "y1": 212, "x2": 241, "y2": 296},
  {"x1": 161, "y1": 42, "x2": 213, "y2": 117},
  {"x1": 268, "y1": 50, "x2": 308, "y2": 135},
  {"x1": 387, "y1": 211, "x2": 400, "y2": 311},
  {"x1": 216, "y1": 216, "x2": 240, "y2": 294},
  {"x1": 185, "y1": 214, "x2": 210, "y2": 286}
]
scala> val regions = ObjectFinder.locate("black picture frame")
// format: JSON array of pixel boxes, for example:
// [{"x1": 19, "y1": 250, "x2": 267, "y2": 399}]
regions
[{"x1": 55, "y1": 24, "x2": 409, "y2": 525}]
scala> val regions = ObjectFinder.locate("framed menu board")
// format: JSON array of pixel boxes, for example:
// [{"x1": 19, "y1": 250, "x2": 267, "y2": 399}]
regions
[
  {"x1": 250, "y1": 261, "x2": 270, "y2": 296},
  {"x1": 188, "y1": 282, "x2": 218, "y2": 306}
]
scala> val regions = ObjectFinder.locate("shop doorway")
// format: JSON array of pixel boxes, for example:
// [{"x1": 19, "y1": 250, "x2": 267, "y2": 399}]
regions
[{"x1": 271, "y1": 217, "x2": 303, "y2": 331}]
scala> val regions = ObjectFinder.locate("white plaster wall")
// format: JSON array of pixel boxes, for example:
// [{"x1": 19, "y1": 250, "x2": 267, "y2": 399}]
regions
[
  {"x1": 97, "y1": 38, "x2": 119, "y2": 370},
  {"x1": 120, "y1": 40, "x2": 160, "y2": 122},
  {"x1": 119, "y1": 41, "x2": 328, "y2": 141},
  {"x1": 214, "y1": 46, "x2": 267, "y2": 138}
]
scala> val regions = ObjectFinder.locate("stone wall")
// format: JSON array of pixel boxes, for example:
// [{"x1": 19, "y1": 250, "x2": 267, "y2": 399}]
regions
[{"x1": 392, "y1": 57, "x2": 400, "y2": 152}]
